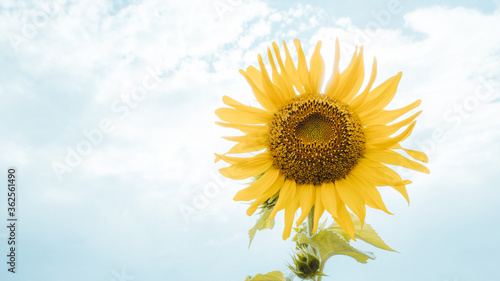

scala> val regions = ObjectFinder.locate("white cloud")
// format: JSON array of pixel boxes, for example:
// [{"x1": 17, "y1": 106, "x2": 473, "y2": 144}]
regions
[{"x1": 1, "y1": 1, "x2": 499, "y2": 280}]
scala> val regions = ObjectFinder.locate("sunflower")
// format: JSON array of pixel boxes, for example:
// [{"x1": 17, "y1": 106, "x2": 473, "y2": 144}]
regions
[{"x1": 215, "y1": 39, "x2": 429, "y2": 240}]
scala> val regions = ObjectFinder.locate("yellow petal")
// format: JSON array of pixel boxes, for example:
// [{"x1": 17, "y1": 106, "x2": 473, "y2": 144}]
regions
[
  {"x1": 222, "y1": 95, "x2": 272, "y2": 117},
  {"x1": 271, "y1": 42, "x2": 297, "y2": 99},
  {"x1": 219, "y1": 152, "x2": 273, "y2": 180},
  {"x1": 295, "y1": 183, "x2": 315, "y2": 226},
  {"x1": 337, "y1": 47, "x2": 365, "y2": 103},
  {"x1": 348, "y1": 172, "x2": 391, "y2": 214},
  {"x1": 222, "y1": 95, "x2": 249, "y2": 108},
  {"x1": 246, "y1": 174, "x2": 285, "y2": 215},
  {"x1": 349, "y1": 57, "x2": 377, "y2": 110},
  {"x1": 269, "y1": 180, "x2": 297, "y2": 220},
  {"x1": 267, "y1": 47, "x2": 293, "y2": 101},
  {"x1": 391, "y1": 184, "x2": 410, "y2": 204},
  {"x1": 223, "y1": 133, "x2": 267, "y2": 144},
  {"x1": 357, "y1": 72, "x2": 402, "y2": 115},
  {"x1": 392, "y1": 143, "x2": 429, "y2": 163},
  {"x1": 364, "y1": 149, "x2": 430, "y2": 174},
  {"x1": 283, "y1": 196, "x2": 299, "y2": 239},
  {"x1": 309, "y1": 41, "x2": 325, "y2": 94},
  {"x1": 214, "y1": 153, "x2": 241, "y2": 164},
  {"x1": 233, "y1": 167, "x2": 281, "y2": 201},
  {"x1": 366, "y1": 121, "x2": 416, "y2": 149},
  {"x1": 361, "y1": 99, "x2": 421, "y2": 126},
  {"x1": 321, "y1": 182, "x2": 338, "y2": 218},
  {"x1": 258, "y1": 54, "x2": 287, "y2": 108},
  {"x1": 364, "y1": 111, "x2": 421, "y2": 139},
  {"x1": 215, "y1": 107, "x2": 271, "y2": 125},
  {"x1": 335, "y1": 178, "x2": 366, "y2": 228},
  {"x1": 215, "y1": 122, "x2": 268, "y2": 135},
  {"x1": 225, "y1": 140, "x2": 267, "y2": 154},
  {"x1": 313, "y1": 187, "x2": 326, "y2": 233},
  {"x1": 244, "y1": 66, "x2": 264, "y2": 91},
  {"x1": 403, "y1": 148, "x2": 428, "y2": 163},
  {"x1": 294, "y1": 39, "x2": 312, "y2": 94},
  {"x1": 361, "y1": 159, "x2": 411, "y2": 203},
  {"x1": 325, "y1": 38, "x2": 341, "y2": 98},
  {"x1": 333, "y1": 185, "x2": 355, "y2": 239},
  {"x1": 265, "y1": 48, "x2": 286, "y2": 100},
  {"x1": 327, "y1": 46, "x2": 358, "y2": 99},
  {"x1": 239, "y1": 68, "x2": 278, "y2": 112},
  {"x1": 272, "y1": 42, "x2": 287, "y2": 74},
  {"x1": 283, "y1": 41, "x2": 305, "y2": 94},
  {"x1": 349, "y1": 159, "x2": 411, "y2": 186}
]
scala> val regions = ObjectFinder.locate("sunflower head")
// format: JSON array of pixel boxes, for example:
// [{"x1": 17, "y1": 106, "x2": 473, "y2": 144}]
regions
[{"x1": 215, "y1": 39, "x2": 429, "y2": 240}]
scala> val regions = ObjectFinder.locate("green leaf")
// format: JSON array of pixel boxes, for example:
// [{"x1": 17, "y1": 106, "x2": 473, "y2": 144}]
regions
[
  {"x1": 246, "y1": 271, "x2": 286, "y2": 281},
  {"x1": 291, "y1": 223, "x2": 307, "y2": 242},
  {"x1": 249, "y1": 207, "x2": 275, "y2": 247},
  {"x1": 318, "y1": 219, "x2": 328, "y2": 230},
  {"x1": 329, "y1": 214, "x2": 395, "y2": 252},
  {"x1": 297, "y1": 229, "x2": 375, "y2": 264}
]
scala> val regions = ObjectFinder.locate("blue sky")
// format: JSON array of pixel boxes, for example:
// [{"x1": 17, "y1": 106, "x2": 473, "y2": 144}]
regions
[{"x1": 0, "y1": 0, "x2": 499, "y2": 280}]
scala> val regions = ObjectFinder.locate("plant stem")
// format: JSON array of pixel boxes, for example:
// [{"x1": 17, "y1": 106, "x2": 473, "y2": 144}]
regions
[
  {"x1": 307, "y1": 205, "x2": 315, "y2": 237},
  {"x1": 317, "y1": 262, "x2": 326, "y2": 281},
  {"x1": 307, "y1": 206, "x2": 327, "y2": 281}
]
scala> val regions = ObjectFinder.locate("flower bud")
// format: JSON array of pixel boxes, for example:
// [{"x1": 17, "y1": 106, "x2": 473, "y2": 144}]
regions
[{"x1": 288, "y1": 244, "x2": 324, "y2": 280}]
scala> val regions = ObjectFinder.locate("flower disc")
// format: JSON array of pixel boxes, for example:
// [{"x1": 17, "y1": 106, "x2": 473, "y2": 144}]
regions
[{"x1": 268, "y1": 94, "x2": 365, "y2": 185}]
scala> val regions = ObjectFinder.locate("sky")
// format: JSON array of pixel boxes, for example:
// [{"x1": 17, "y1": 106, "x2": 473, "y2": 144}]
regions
[{"x1": 0, "y1": 0, "x2": 499, "y2": 280}]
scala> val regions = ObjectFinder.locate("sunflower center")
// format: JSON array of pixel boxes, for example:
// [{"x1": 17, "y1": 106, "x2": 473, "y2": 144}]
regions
[
  {"x1": 268, "y1": 94, "x2": 365, "y2": 185},
  {"x1": 295, "y1": 114, "x2": 337, "y2": 143}
]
